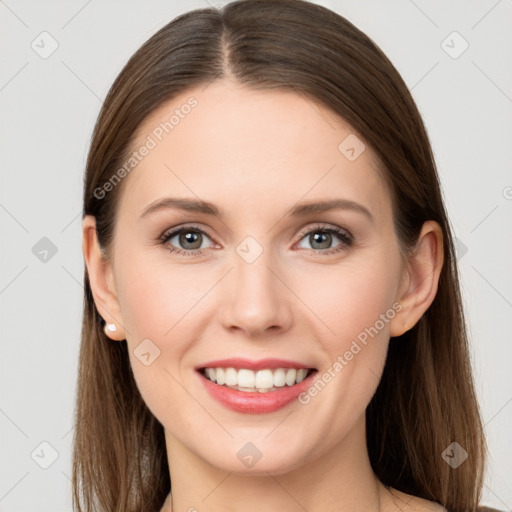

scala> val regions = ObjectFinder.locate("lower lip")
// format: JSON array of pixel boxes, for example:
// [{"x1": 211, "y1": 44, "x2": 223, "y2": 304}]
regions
[{"x1": 197, "y1": 370, "x2": 317, "y2": 414}]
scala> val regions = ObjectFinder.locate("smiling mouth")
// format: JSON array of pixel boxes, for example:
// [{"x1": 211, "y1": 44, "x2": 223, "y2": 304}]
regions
[{"x1": 199, "y1": 367, "x2": 317, "y2": 393}]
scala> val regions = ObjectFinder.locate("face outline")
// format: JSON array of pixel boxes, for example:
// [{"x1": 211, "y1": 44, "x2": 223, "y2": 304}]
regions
[{"x1": 82, "y1": 78, "x2": 443, "y2": 479}]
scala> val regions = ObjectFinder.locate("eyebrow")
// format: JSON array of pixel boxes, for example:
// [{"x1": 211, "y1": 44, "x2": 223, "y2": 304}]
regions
[{"x1": 139, "y1": 197, "x2": 373, "y2": 222}]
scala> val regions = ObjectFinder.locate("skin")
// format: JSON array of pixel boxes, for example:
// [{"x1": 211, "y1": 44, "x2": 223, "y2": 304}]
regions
[{"x1": 83, "y1": 79, "x2": 445, "y2": 512}]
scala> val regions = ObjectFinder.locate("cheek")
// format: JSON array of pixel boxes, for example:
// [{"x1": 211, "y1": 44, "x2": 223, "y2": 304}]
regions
[
  {"x1": 294, "y1": 251, "x2": 399, "y2": 405},
  {"x1": 114, "y1": 249, "x2": 206, "y2": 342},
  {"x1": 293, "y1": 261, "x2": 398, "y2": 430},
  {"x1": 292, "y1": 252, "x2": 399, "y2": 342},
  {"x1": 113, "y1": 254, "x2": 203, "y2": 424}
]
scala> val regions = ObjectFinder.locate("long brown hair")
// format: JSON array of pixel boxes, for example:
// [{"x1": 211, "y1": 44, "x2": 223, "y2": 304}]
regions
[{"x1": 74, "y1": 1, "x2": 486, "y2": 510}]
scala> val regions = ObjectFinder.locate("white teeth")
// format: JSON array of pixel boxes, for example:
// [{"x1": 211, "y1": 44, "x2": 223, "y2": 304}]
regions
[
  {"x1": 296, "y1": 369, "x2": 308, "y2": 383},
  {"x1": 238, "y1": 369, "x2": 255, "y2": 388},
  {"x1": 285, "y1": 368, "x2": 297, "y2": 386},
  {"x1": 202, "y1": 367, "x2": 313, "y2": 391},
  {"x1": 225, "y1": 367, "x2": 238, "y2": 386},
  {"x1": 273, "y1": 368, "x2": 286, "y2": 387},
  {"x1": 216, "y1": 368, "x2": 226, "y2": 386},
  {"x1": 255, "y1": 369, "x2": 274, "y2": 389}
]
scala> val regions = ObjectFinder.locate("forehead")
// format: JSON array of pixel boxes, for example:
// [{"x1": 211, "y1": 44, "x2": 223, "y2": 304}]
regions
[{"x1": 117, "y1": 79, "x2": 390, "y2": 225}]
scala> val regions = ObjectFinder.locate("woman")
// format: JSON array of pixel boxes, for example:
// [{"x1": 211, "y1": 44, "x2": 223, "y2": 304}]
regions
[{"x1": 75, "y1": 1, "x2": 500, "y2": 511}]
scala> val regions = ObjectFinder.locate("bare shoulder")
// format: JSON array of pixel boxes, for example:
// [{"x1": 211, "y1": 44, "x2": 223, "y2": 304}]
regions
[
  {"x1": 384, "y1": 488, "x2": 447, "y2": 511},
  {"x1": 385, "y1": 488, "x2": 504, "y2": 512}
]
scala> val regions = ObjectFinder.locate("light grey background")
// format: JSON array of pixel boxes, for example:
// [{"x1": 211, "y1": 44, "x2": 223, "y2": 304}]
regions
[{"x1": 1, "y1": 1, "x2": 511, "y2": 510}]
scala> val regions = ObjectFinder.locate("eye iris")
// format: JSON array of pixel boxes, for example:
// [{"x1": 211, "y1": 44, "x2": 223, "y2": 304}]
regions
[
  {"x1": 180, "y1": 231, "x2": 202, "y2": 250},
  {"x1": 311, "y1": 231, "x2": 331, "y2": 249}
]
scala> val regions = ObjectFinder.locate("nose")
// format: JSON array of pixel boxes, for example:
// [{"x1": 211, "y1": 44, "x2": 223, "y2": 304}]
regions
[{"x1": 218, "y1": 246, "x2": 293, "y2": 337}]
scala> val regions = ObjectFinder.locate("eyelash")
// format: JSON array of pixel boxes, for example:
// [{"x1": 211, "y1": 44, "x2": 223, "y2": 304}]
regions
[{"x1": 158, "y1": 223, "x2": 353, "y2": 258}]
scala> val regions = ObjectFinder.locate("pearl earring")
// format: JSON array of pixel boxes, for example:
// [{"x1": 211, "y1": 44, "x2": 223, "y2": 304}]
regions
[{"x1": 105, "y1": 323, "x2": 117, "y2": 333}]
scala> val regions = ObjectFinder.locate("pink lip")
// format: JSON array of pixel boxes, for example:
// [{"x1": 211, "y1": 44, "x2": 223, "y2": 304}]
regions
[
  {"x1": 196, "y1": 368, "x2": 317, "y2": 414},
  {"x1": 196, "y1": 358, "x2": 314, "y2": 371}
]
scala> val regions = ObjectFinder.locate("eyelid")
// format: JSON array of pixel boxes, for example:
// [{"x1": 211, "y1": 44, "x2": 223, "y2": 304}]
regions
[
  {"x1": 159, "y1": 222, "x2": 353, "y2": 256},
  {"x1": 295, "y1": 222, "x2": 352, "y2": 243},
  {"x1": 159, "y1": 223, "x2": 215, "y2": 241}
]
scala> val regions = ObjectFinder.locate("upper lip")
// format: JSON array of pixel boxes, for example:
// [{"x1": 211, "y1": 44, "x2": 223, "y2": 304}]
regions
[{"x1": 195, "y1": 358, "x2": 316, "y2": 371}]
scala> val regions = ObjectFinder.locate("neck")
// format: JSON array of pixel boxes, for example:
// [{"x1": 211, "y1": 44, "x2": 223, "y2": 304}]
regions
[{"x1": 163, "y1": 415, "x2": 387, "y2": 512}]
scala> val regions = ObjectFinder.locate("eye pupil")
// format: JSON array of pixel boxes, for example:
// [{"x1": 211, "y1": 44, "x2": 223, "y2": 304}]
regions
[
  {"x1": 311, "y1": 231, "x2": 331, "y2": 249},
  {"x1": 180, "y1": 231, "x2": 202, "y2": 249}
]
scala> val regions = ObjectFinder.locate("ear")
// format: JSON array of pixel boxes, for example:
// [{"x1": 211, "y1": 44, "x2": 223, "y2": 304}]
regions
[
  {"x1": 389, "y1": 220, "x2": 444, "y2": 337},
  {"x1": 82, "y1": 215, "x2": 126, "y2": 341}
]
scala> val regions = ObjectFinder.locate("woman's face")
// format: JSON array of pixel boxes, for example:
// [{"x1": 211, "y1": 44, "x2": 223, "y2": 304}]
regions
[{"x1": 103, "y1": 79, "x2": 408, "y2": 474}]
